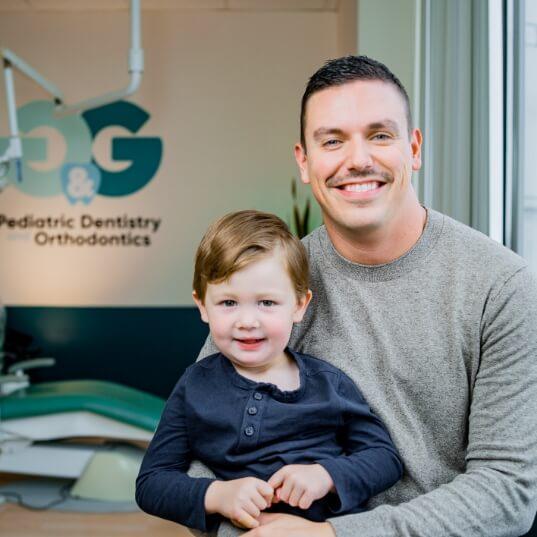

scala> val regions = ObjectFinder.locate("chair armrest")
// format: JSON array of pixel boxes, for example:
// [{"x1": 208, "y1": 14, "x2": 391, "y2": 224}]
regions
[{"x1": 7, "y1": 357, "x2": 56, "y2": 374}]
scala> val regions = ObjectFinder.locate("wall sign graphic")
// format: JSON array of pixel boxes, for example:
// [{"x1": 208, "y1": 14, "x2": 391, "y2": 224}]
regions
[
  {"x1": 0, "y1": 100, "x2": 164, "y2": 249},
  {"x1": 1, "y1": 100, "x2": 163, "y2": 204}
]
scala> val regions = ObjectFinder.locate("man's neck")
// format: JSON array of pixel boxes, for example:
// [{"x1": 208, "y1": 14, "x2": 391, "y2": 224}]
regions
[{"x1": 326, "y1": 203, "x2": 427, "y2": 266}]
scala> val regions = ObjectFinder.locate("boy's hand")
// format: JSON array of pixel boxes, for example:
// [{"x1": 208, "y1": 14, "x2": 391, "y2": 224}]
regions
[
  {"x1": 204, "y1": 477, "x2": 274, "y2": 529},
  {"x1": 268, "y1": 464, "x2": 335, "y2": 510}
]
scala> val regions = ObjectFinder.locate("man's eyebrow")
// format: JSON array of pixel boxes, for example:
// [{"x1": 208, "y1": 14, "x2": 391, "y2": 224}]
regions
[
  {"x1": 367, "y1": 120, "x2": 400, "y2": 134},
  {"x1": 312, "y1": 121, "x2": 402, "y2": 141},
  {"x1": 312, "y1": 127, "x2": 345, "y2": 141}
]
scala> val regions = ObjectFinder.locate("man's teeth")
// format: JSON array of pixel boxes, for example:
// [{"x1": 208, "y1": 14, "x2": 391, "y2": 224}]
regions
[{"x1": 341, "y1": 182, "x2": 380, "y2": 192}]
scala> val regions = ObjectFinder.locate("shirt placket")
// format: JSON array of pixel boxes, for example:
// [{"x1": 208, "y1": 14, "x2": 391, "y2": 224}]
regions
[{"x1": 237, "y1": 390, "x2": 266, "y2": 449}]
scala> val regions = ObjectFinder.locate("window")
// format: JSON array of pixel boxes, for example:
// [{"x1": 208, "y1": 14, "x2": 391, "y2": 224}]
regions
[{"x1": 522, "y1": 0, "x2": 537, "y2": 271}]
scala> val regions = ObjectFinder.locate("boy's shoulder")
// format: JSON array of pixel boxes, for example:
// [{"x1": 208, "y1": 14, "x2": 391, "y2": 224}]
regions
[
  {"x1": 180, "y1": 352, "x2": 223, "y2": 383},
  {"x1": 189, "y1": 351, "x2": 222, "y2": 370},
  {"x1": 192, "y1": 351, "x2": 222, "y2": 369},
  {"x1": 290, "y1": 348, "x2": 344, "y2": 378}
]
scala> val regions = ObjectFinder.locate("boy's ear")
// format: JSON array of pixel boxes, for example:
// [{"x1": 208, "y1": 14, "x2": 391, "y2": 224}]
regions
[
  {"x1": 293, "y1": 289, "x2": 313, "y2": 323},
  {"x1": 192, "y1": 290, "x2": 209, "y2": 324}
]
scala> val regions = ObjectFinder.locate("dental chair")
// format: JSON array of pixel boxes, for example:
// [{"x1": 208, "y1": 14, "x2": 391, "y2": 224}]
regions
[{"x1": 0, "y1": 304, "x2": 164, "y2": 506}]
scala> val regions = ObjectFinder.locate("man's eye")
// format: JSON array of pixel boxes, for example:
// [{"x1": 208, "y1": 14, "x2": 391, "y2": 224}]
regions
[
  {"x1": 221, "y1": 300, "x2": 236, "y2": 307},
  {"x1": 371, "y1": 133, "x2": 391, "y2": 141},
  {"x1": 260, "y1": 300, "x2": 275, "y2": 307},
  {"x1": 323, "y1": 139, "x2": 341, "y2": 147}
]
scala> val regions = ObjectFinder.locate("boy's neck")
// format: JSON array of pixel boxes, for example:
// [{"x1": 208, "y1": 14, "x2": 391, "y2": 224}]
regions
[{"x1": 231, "y1": 351, "x2": 300, "y2": 391}]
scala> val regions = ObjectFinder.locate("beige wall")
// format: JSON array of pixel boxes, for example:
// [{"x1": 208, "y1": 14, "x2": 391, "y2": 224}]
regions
[
  {"x1": 0, "y1": 9, "x2": 335, "y2": 306},
  {"x1": 357, "y1": 0, "x2": 418, "y2": 119}
]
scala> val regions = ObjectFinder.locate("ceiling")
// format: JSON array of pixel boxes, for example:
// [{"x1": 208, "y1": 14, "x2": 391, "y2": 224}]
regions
[{"x1": 0, "y1": 0, "x2": 340, "y2": 12}]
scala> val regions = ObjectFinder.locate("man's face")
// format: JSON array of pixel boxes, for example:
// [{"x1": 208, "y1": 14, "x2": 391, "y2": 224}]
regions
[{"x1": 295, "y1": 80, "x2": 422, "y2": 237}]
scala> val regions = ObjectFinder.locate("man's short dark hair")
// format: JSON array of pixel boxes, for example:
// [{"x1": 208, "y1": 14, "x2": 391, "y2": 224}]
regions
[{"x1": 300, "y1": 55, "x2": 413, "y2": 149}]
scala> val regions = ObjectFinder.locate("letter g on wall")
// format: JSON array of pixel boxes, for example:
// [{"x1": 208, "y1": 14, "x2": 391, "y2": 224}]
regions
[
  {"x1": 0, "y1": 100, "x2": 163, "y2": 202},
  {"x1": 82, "y1": 101, "x2": 163, "y2": 197}
]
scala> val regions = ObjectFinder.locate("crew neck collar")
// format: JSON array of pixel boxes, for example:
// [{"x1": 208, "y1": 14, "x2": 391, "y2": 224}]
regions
[
  {"x1": 317, "y1": 208, "x2": 444, "y2": 282},
  {"x1": 219, "y1": 348, "x2": 306, "y2": 402}
]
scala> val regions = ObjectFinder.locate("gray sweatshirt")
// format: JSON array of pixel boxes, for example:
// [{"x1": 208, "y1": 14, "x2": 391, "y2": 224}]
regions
[{"x1": 194, "y1": 209, "x2": 537, "y2": 537}]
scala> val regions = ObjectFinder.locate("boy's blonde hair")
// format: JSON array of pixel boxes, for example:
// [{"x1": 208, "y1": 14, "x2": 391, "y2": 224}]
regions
[{"x1": 193, "y1": 210, "x2": 309, "y2": 302}]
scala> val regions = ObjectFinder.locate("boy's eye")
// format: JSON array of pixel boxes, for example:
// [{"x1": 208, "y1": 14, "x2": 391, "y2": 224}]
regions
[
  {"x1": 260, "y1": 300, "x2": 276, "y2": 307},
  {"x1": 221, "y1": 300, "x2": 236, "y2": 307}
]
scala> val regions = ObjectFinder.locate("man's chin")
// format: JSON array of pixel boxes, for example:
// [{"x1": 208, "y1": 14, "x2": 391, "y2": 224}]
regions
[{"x1": 327, "y1": 212, "x2": 386, "y2": 236}]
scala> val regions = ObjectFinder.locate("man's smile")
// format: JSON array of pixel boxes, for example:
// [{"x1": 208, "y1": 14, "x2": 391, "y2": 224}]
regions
[
  {"x1": 330, "y1": 179, "x2": 388, "y2": 200},
  {"x1": 339, "y1": 181, "x2": 383, "y2": 192}
]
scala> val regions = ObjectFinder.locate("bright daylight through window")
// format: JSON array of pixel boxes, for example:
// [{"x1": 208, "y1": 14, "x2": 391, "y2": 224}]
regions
[{"x1": 523, "y1": 0, "x2": 537, "y2": 272}]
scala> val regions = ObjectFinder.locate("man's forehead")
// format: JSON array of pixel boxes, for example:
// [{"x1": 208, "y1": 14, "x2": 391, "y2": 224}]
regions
[{"x1": 305, "y1": 79, "x2": 407, "y2": 129}]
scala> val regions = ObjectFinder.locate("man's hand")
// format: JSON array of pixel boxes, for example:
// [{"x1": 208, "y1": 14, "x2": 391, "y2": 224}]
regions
[
  {"x1": 268, "y1": 464, "x2": 335, "y2": 509},
  {"x1": 243, "y1": 512, "x2": 336, "y2": 537},
  {"x1": 204, "y1": 477, "x2": 273, "y2": 529}
]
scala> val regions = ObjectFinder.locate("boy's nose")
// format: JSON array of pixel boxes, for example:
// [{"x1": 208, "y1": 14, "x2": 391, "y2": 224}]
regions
[{"x1": 235, "y1": 315, "x2": 260, "y2": 329}]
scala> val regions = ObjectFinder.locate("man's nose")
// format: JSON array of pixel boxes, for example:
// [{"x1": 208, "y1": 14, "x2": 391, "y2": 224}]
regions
[{"x1": 345, "y1": 136, "x2": 374, "y2": 171}]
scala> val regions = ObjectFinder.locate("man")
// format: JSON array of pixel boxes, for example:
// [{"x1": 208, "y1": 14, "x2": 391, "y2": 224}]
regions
[{"x1": 194, "y1": 56, "x2": 537, "y2": 537}]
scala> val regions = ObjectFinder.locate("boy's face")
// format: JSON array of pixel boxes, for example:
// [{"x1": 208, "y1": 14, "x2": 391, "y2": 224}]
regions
[{"x1": 193, "y1": 252, "x2": 311, "y2": 374}]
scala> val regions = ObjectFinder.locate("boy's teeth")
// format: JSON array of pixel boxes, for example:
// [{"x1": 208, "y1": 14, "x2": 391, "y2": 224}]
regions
[{"x1": 342, "y1": 182, "x2": 380, "y2": 192}]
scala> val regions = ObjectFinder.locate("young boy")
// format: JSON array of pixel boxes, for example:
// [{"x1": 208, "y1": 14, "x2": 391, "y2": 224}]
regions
[{"x1": 135, "y1": 210, "x2": 402, "y2": 533}]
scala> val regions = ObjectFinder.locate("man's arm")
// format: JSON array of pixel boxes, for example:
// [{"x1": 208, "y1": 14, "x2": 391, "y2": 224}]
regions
[
  {"x1": 197, "y1": 334, "x2": 219, "y2": 361},
  {"x1": 248, "y1": 268, "x2": 537, "y2": 537}
]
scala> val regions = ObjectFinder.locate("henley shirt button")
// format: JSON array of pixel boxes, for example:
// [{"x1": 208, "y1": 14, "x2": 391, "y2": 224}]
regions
[
  {"x1": 248, "y1": 406, "x2": 258, "y2": 415},
  {"x1": 244, "y1": 426, "x2": 255, "y2": 436},
  {"x1": 253, "y1": 392, "x2": 262, "y2": 400}
]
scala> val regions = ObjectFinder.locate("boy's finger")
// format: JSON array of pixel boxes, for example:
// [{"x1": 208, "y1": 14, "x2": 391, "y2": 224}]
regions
[
  {"x1": 251, "y1": 492, "x2": 269, "y2": 511},
  {"x1": 277, "y1": 478, "x2": 293, "y2": 503},
  {"x1": 245, "y1": 500, "x2": 261, "y2": 518},
  {"x1": 298, "y1": 491, "x2": 313, "y2": 510},
  {"x1": 288, "y1": 484, "x2": 303, "y2": 507},
  {"x1": 256, "y1": 480, "x2": 275, "y2": 499},
  {"x1": 231, "y1": 510, "x2": 259, "y2": 529},
  {"x1": 267, "y1": 468, "x2": 286, "y2": 489}
]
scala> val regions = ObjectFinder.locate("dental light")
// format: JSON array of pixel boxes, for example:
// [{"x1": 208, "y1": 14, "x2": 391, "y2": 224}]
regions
[{"x1": 0, "y1": 0, "x2": 143, "y2": 184}]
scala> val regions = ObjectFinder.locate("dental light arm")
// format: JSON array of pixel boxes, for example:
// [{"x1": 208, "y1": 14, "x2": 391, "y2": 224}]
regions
[
  {"x1": 0, "y1": 0, "x2": 143, "y2": 181},
  {"x1": 55, "y1": 0, "x2": 143, "y2": 116},
  {"x1": 1, "y1": 47, "x2": 64, "y2": 181}
]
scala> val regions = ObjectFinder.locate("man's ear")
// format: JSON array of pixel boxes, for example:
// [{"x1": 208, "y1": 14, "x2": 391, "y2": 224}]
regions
[
  {"x1": 294, "y1": 142, "x2": 310, "y2": 185},
  {"x1": 293, "y1": 289, "x2": 313, "y2": 323},
  {"x1": 192, "y1": 290, "x2": 209, "y2": 324},
  {"x1": 410, "y1": 128, "x2": 423, "y2": 171}
]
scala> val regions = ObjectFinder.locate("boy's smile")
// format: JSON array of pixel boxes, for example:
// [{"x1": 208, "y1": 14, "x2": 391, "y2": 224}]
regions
[{"x1": 193, "y1": 250, "x2": 311, "y2": 378}]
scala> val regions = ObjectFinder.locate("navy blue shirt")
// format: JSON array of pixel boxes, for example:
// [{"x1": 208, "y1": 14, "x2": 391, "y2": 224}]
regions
[{"x1": 136, "y1": 350, "x2": 403, "y2": 532}]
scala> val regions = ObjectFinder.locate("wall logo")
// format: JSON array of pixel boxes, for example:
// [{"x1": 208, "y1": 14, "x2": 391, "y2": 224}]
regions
[{"x1": 0, "y1": 100, "x2": 163, "y2": 205}]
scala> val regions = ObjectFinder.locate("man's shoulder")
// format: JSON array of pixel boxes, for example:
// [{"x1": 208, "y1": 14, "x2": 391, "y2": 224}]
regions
[
  {"x1": 434, "y1": 209, "x2": 527, "y2": 276},
  {"x1": 300, "y1": 225, "x2": 324, "y2": 253}
]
